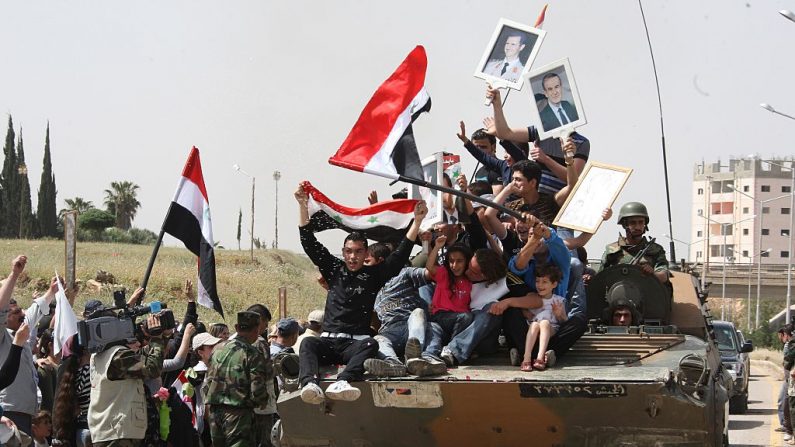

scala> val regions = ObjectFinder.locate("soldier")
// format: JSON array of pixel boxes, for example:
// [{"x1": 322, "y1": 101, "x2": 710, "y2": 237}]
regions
[
  {"x1": 600, "y1": 202, "x2": 671, "y2": 286},
  {"x1": 205, "y1": 311, "x2": 269, "y2": 447}
]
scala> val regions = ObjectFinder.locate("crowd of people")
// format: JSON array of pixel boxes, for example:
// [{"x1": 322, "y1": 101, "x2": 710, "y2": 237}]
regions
[
  {"x1": 0, "y1": 254, "x2": 327, "y2": 447},
  {"x1": 0, "y1": 87, "x2": 675, "y2": 447}
]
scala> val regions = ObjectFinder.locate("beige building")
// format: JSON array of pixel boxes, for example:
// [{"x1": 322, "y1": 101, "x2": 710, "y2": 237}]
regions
[{"x1": 691, "y1": 158, "x2": 794, "y2": 266}]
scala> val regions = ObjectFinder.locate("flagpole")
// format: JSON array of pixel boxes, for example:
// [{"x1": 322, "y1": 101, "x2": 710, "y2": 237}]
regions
[
  {"x1": 140, "y1": 228, "x2": 166, "y2": 303},
  {"x1": 395, "y1": 174, "x2": 524, "y2": 220}
]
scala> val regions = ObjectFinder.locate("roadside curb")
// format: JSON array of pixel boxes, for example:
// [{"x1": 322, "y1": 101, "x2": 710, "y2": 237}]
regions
[{"x1": 753, "y1": 359, "x2": 784, "y2": 380}]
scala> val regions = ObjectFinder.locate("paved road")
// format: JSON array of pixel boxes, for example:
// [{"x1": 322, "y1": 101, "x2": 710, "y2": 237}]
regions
[{"x1": 730, "y1": 360, "x2": 787, "y2": 447}]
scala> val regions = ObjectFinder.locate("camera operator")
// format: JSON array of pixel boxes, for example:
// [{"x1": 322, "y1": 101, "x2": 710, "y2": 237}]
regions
[{"x1": 88, "y1": 313, "x2": 166, "y2": 447}]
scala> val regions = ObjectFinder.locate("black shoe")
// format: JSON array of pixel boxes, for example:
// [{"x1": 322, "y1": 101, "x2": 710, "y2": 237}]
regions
[
  {"x1": 404, "y1": 337, "x2": 422, "y2": 360},
  {"x1": 407, "y1": 357, "x2": 448, "y2": 377},
  {"x1": 364, "y1": 358, "x2": 407, "y2": 377}
]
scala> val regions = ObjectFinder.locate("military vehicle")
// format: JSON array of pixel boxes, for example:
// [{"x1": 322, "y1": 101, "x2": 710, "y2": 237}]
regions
[{"x1": 274, "y1": 266, "x2": 730, "y2": 446}]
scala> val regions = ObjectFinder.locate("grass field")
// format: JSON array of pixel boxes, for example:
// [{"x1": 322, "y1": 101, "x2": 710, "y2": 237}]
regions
[{"x1": 0, "y1": 238, "x2": 327, "y2": 325}]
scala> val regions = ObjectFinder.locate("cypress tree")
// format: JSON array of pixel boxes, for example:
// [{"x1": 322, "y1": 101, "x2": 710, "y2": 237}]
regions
[
  {"x1": 17, "y1": 131, "x2": 34, "y2": 238},
  {"x1": 1, "y1": 116, "x2": 18, "y2": 237},
  {"x1": 36, "y1": 123, "x2": 58, "y2": 238}
]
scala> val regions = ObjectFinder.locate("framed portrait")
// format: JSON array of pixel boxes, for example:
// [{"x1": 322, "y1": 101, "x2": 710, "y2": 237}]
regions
[
  {"x1": 526, "y1": 58, "x2": 587, "y2": 141},
  {"x1": 474, "y1": 18, "x2": 546, "y2": 91},
  {"x1": 553, "y1": 162, "x2": 633, "y2": 233},
  {"x1": 408, "y1": 152, "x2": 445, "y2": 229}
]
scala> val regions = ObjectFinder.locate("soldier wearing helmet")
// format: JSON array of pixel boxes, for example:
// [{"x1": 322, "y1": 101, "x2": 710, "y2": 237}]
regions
[{"x1": 599, "y1": 202, "x2": 670, "y2": 285}]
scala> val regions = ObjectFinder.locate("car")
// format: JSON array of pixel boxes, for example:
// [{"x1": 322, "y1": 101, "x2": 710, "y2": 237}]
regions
[{"x1": 712, "y1": 320, "x2": 753, "y2": 414}]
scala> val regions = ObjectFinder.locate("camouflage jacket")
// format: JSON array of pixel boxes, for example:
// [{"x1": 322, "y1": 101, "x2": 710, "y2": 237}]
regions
[
  {"x1": 204, "y1": 337, "x2": 269, "y2": 409},
  {"x1": 784, "y1": 340, "x2": 795, "y2": 371},
  {"x1": 253, "y1": 336, "x2": 277, "y2": 414},
  {"x1": 600, "y1": 235, "x2": 669, "y2": 274},
  {"x1": 107, "y1": 338, "x2": 164, "y2": 381}
]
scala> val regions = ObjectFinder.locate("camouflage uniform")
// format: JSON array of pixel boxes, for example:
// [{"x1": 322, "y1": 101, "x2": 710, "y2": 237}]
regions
[
  {"x1": 252, "y1": 336, "x2": 278, "y2": 447},
  {"x1": 599, "y1": 235, "x2": 669, "y2": 275},
  {"x1": 205, "y1": 313, "x2": 269, "y2": 447}
]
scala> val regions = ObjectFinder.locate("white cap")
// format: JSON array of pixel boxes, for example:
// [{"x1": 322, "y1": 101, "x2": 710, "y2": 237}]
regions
[{"x1": 191, "y1": 332, "x2": 221, "y2": 351}]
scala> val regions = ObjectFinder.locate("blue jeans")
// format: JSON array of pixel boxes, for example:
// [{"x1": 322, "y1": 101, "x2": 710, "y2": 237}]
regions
[
  {"x1": 375, "y1": 308, "x2": 430, "y2": 362},
  {"x1": 447, "y1": 302, "x2": 503, "y2": 363},
  {"x1": 567, "y1": 257, "x2": 586, "y2": 319},
  {"x1": 780, "y1": 379, "x2": 788, "y2": 426}
]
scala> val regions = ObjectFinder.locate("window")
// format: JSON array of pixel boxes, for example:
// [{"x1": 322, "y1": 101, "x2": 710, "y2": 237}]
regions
[
  {"x1": 763, "y1": 207, "x2": 770, "y2": 214},
  {"x1": 696, "y1": 230, "x2": 703, "y2": 237},
  {"x1": 743, "y1": 228, "x2": 749, "y2": 235},
  {"x1": 783, "y1": 251, "x2": 791, "y2": 258},
  {"x1": 742, "y1": 250, "x2": 749, "y2": 257},
  {"x1": 696, "y1": 250, "x2": 703, "y2": 259},
  {"x1": 783, "y1": 208, "x2": 791, "y2": 215},
  {"x1": 762, "y1": 251, "x2": 770, "y2": 257},
  {"x1": 783, "y1": 229, "x2": 791, "y2": 237},
  {"x1": 697, "y1": 209, "x2": 703, "y2": 216},
  {"x1": 710, "y1": 245, "x2": 731, "y2": 257},
  {"x1": 762, "y1": 229, "x2": 770, "y2": 236},
  {"x1": 743, "y1": 207, "x2": 749, "y2": 214},
  {"x1": 697, "y1": 188, "x2": 704, "y2": 195},
  {"x1": 762, "y1": 185, "x2": 771, "y2": 192},
  {"x1": 743, "y1": 185, "x2": 750, "y2": 192},
  {"x1": 721, "y1": 225, "x2": 733, "y2": 236},
  {"x1": 784, "y1": 186, "x2": 792, "y2": 193}
]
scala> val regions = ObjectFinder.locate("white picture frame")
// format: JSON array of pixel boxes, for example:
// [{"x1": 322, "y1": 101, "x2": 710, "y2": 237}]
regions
[
  {"x1": 525, "y1": 58, "x2": 587, "y2": 141},
  {"x1": 553, "y1": 162, "x2": 633, "y2": 234},
  {"x1": 408, "y1": 152, "x2": 445, "y2": 230},
  {"x1": 474, "y1": 18, "x2": 546, "y2": 91}
]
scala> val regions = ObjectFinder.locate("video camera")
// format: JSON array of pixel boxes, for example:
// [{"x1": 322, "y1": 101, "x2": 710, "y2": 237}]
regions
[{"x1": 77, "y1": 290, "x2": 176, "y2": 353}]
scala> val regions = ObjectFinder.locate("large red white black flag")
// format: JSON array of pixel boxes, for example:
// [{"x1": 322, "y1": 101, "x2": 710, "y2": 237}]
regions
[
  {"x1": 329, "y1": 45, "x2": 431, "y2": 181},
  {"x1": 163, "y1": 147, "x2": 223, "y2": 316}
]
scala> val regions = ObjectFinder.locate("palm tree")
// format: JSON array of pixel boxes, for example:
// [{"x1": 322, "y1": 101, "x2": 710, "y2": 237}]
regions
[
  {"x1": 63, "y1": 197, "x2": 94, "y2": 214},
  {"x1": 104, "y1": 181, "x2": 141, "y2": 230}
]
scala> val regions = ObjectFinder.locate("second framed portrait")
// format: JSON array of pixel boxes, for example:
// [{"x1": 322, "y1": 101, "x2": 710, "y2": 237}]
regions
[
  {"x1": 526, "y1": 58, "x2": 587, "y2": 140},
  {"x1": 474, "y1": 18, "x2": 546, "y2": 90}
]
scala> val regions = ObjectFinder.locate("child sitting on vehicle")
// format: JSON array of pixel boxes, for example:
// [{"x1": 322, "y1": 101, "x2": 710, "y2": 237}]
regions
[
  {"x1": 426, "y1": 236, "x2": 474, "y2": 351},
  {"x1": 521, "y1": 264, "x2": 567, "y2": 372}
]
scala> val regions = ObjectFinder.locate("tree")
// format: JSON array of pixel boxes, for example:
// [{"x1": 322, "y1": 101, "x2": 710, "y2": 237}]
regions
[
  {"x1": 36, "y1": 123, "x2": 58, "y2": 238},
  {"x1": 78, "y1": 208, "x2": 115, "y2": 233},
  {"x1": 16, "y1": 131, "x2": 35, "y2": 238},
  {"x1": 103, "y1": 181, "x2": 141, "y2": 230},
  {"x1": 61, "y1": 197, "x2": 94, "y2": 215},
  {"x1": 237, "y1": 208, "x2": 242, "y2": 250},
  {"x1": 1, "y1": 116, "x2": 18, "y2": 237}
]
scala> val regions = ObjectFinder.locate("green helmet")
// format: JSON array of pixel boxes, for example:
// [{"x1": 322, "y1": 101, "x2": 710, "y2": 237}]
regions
[{"x1": 618, "y1": 202, "x2": 649, "y2": 225}]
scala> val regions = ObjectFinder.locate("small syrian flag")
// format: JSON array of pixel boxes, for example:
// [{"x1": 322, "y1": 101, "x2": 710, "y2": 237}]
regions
[
  {"x1": 163, "y1": 147, "x2": 224, "y2": 317},
  {"x1": 171, "y1": 370, "x2": 196, "y2": 428},
  {"x1": 302, "y1": 181, "x2": 418, "y2": 244},
  {"x1": 535, "y1": 4, "x2": 548, "y2": 28},
  {"x1": 329, "y1": 45, "x2": 431, "y2": 182}
]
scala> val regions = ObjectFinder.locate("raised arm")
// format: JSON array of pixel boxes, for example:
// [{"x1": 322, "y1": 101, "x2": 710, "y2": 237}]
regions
[
  {"x1": 484, "y1": 183, "x2": 518, "y2": 240},
  {"x1": 378, "y1": 200, "x2": 428, "y2": 280},
  {"x1": 510, "y1": 217, "x2": 544, "y2": 272},
  {"x1": 426, "y1": 235, "x2": 447, "y2": 277},
  {"x1": 553, "y1": 138, "x2": 580, "y2": 207},
  {"x1": 487, "y1": 85, "x2": 530, "y2": 143},
  {"x1": 295, "y1": 182, "x2": 342, "y2": 278},
  {"x1": 0, "y1": 256, "x2": 26, "y2": 312},
  {"x1": 457, "y1": 121, "x2": 504, "y2": 173},
  {"x1": 563, "y1": 208, "x2": 613, "y2": 250}
]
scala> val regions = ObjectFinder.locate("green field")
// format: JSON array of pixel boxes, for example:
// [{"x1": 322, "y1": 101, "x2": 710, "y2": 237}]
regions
[{"x1": 0, "y1": 239, "x2": 327, "y2": 325}]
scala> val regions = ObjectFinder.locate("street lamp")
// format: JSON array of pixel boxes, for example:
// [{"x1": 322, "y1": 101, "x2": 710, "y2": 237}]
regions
[
  {"x1": 697, "y1": 214, "x2": 756, "y2": 321},
  {"x1": 745, "y1": 249, "x2": 772, "y2": 331},
  {"x1": 663, "y1": 234, "x2": 705, "y2": 264},
  {"x1": 760, "y1": 103, "x2": 795, "y2": 121},
  {"x1": 781, "y1": 10, "x2": 795, "y2": 23},
  {"x1": 233, "y1": 164, "x2": 255, "y2": 261},
  {"x1": 17, "y1": 163, "x2": 27, "y2": 238},
  {"x1": 273, "y1": 170, "x2": 281, "y2": 249}
]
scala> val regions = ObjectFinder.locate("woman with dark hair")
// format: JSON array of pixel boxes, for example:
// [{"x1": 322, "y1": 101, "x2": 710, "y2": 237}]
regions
[
  {"x1": 208, "y1": 323, "x2": 229, "y2": 341},
  {"x1": 52, "y1": 335, "x2": 92, "y2": 447},
  {"x1": 36, "y1": 328, "x2": 59, "y2": 413}
]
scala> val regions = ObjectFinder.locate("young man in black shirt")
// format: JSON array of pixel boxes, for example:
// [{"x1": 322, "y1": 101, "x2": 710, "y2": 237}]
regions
[{"x1": 294, "y1": 182, "x2": 426, "y2": 403}]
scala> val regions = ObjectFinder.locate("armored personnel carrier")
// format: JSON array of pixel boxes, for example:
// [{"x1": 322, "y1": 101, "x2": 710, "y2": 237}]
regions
[{"x1": 274, "y1": 266, "x2": 730, "y2": 447}]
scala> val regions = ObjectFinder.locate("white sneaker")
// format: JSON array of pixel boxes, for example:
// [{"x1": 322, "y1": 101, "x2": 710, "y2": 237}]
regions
[
  {"x1": 785, "y1": 433, "x2": 794, "y2": 442},
  {"x1": 441, "y1": 346, "x2": 456, "y2": 367},
  {"x1": 324, "y1": 380, "x2": 361, "y2": 401},
  {"x1": 300, "y1": 382, "x2": 325, "y2": 405}
]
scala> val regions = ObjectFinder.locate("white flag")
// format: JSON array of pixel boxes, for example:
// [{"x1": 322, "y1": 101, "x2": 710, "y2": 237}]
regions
[{"x1": 53, "y1": 271, "x2": 78, "y2": 356}]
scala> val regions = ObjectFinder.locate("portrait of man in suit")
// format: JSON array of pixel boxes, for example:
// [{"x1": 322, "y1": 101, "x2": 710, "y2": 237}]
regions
[{"x1": 537, "y1": 72, "x2": 579, "y2": 132}]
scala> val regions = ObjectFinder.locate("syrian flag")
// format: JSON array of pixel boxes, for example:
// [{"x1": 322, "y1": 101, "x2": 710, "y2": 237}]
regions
[
  {"x1": 163, "y1": 147, "x2": 224, "y2": 317},
  {"x1": 171, "y1": 370, "x2": 196, "y2": 428},
  {"x1": 535, "y1": 4, "x2": 548, "y2": 28},
  {"x1": 302, "y1": 181, "x2": 418, "y2": 244},
  {"x1": 329, "y1": 45, "x2": 431, "y2": 182}
]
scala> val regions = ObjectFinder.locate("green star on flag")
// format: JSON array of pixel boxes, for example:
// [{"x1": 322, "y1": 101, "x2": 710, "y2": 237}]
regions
[
  {"x1": 451, "y1": 168, "x2": 461, "y2": 178},
  {"x1": 367, "y1": 216, "x2": 379, "y2": 223},
  {"x1": 332, "y1": 214, "x2": 343, "y2": 223}
]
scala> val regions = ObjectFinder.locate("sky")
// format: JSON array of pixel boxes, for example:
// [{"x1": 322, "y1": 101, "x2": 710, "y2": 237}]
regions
[{"x1": 1, "y1": 0, "x2": 794, "y2": 261}]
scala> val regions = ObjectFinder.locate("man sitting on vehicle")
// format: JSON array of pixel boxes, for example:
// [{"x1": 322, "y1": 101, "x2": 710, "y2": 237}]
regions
[{"x1": 294, "y1": 182, "x2": 426, "y2": 404}]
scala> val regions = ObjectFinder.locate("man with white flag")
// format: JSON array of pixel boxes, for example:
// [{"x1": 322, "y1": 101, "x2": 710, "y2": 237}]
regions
[{"x1": 53, "y1": 271, "x2": 78, "y2": 356}]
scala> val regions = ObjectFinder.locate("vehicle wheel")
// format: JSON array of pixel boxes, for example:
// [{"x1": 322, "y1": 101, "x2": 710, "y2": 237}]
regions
[{"x1": 729, "y1": 392, "x2": 748, "y2": 414}]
